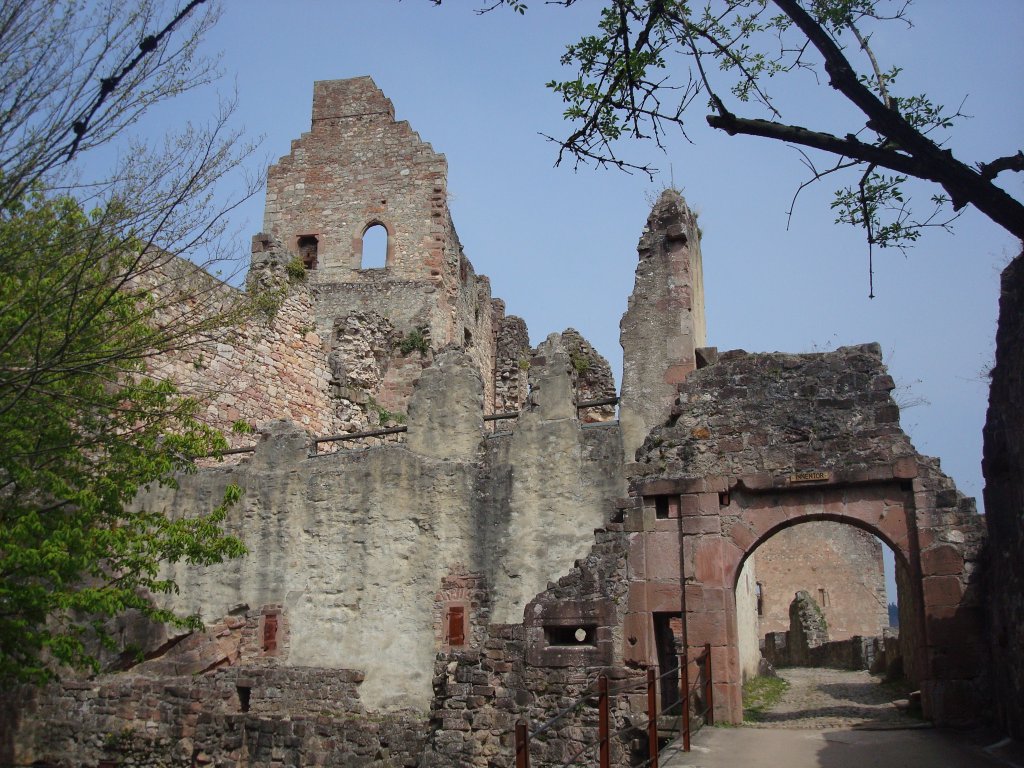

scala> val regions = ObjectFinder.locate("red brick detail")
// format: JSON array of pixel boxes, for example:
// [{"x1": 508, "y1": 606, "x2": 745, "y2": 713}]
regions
[{"x1": 921, "y1": 545, "x2": 965, "y2": 577}]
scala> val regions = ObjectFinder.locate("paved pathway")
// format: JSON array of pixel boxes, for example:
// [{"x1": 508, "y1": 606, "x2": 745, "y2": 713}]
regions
[
  {"x1": 742, "y1": 667, "x2": 922, "y2": 729},
  {"x1": 660, "y1": 727, "x2": 1010, "y2": 768},
  {"x1": 658, "y1": 668, "x2": 1017, "y2": 767}
]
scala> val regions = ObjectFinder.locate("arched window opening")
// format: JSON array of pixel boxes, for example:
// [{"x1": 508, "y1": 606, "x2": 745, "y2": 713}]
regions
[
  {"x1": 297, "y1": 235, "x2": 318, "y2": 270},
  {"x1": 362, "y1": 224, "x2": 388, "y2": 269}
]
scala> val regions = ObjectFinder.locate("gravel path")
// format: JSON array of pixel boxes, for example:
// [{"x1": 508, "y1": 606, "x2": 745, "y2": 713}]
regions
[{"x1": 744, "y1": 667, "x2": 924, "y2": 729}]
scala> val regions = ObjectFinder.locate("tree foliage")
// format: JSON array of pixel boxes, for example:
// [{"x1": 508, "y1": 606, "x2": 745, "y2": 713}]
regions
[
  {"x1": 0, "y1": 0, "x2": 257, "y2": 682},
  {"x1": 528, "y1": 0, "x2": 1024, "y2": 287}
]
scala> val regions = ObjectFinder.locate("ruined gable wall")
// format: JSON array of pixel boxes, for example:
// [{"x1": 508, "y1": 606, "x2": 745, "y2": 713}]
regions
[
  {"x1": 262, "y1": 77, "x2": 497, "y2": 413},
  {"x1": 753, "y1": 522, "x2": 888, "y2": 640}
]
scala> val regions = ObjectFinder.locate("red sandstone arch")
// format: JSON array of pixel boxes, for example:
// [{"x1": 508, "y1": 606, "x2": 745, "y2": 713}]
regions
[{"x1": 637, "y1": 459, "x2": 987, "y2": 727}]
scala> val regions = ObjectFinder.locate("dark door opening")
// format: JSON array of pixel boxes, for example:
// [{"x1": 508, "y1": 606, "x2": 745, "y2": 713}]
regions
[{"x1": 654, "y1": 612, "x2": 682, "y2": 714}]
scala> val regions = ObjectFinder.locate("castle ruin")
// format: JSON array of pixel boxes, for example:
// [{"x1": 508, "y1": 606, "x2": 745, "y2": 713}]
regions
[{"x1": 1, "y1": 78, "x2": 989, "y2": 768}]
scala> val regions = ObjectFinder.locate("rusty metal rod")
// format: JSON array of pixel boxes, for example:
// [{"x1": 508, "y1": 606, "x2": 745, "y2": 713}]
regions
[
  {"x1": 315, "y1": 425, "x2": 408, "y2": 445},
  {"x1": 575, "y1": 396, "x2": 619, "y2": 409},
  {"x1": 214, "y1": 445, "x2": 257, "y2": 456},
  {"x1": 515, "y1": 718, "x2": 530, "y2": 768},
  {"x1": 681, "y1": 651, "x2": 691, "y2": 752},
  {"x1": 647, "y1": 667, "x2": 659, "y2": 768},
  {"x1": 704, "y1": 642, "x2": 714, "y2": 726},
  {"x1": 483, "y1": 410, "x2": 521, "y2": 421}
]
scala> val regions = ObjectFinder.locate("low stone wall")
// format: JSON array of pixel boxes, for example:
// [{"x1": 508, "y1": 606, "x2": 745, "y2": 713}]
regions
[
  {"x1": 763, "y1": 631, "x2": 895, "y2": 673},
  {"x1": 3, "y1": 667, "x2": 425, "y2": 767}
]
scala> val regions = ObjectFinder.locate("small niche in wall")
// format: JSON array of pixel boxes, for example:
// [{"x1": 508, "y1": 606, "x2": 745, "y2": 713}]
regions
[
  {"x1": 297, "y1": 234, "x2": 318, "y2": 269},
  {"x1": 545, "y1": 624, "x2": 597, "y2": 647},
  {"x1": 362, "y1": 223, "x2": 388, "y2": 269}
]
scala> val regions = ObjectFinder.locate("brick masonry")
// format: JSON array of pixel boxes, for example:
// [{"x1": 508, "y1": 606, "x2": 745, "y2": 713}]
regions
[{"x1": 752, "y1": 522, "x2": 888, "y2": 641}]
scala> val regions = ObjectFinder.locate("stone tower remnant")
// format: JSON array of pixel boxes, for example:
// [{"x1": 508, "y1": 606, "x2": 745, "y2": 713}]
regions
[{"x1": 619, "y1": 189, "x2": 706, "y2": 460}]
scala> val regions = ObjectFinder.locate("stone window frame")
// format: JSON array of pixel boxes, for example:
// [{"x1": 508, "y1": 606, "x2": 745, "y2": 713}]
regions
[{"x1": 356, "y1": 219, "x2": 393, "y2": 269}]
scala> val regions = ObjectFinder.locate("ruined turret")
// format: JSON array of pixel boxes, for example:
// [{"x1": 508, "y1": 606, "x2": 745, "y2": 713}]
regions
[{"x1": 619, "y1": 189, "x2": 706, "y2": 460}]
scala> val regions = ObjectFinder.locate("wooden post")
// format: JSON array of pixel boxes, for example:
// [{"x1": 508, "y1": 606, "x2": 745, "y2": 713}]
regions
[
  {"x1": 515, "y1": 718, "x2": 530, "y2": 768},
  {"x1": 647, "y1": 667, "x2": 659, "y2": 768},
  {"x1": 681, "y1": 651, "x2": 691, "y2": 752},
  {"x1": 599, "y1": 674, "x2": 610, "y2": 768},
  {"x1": 704, "y1": 642, "x2": 714, "y2": 726}
]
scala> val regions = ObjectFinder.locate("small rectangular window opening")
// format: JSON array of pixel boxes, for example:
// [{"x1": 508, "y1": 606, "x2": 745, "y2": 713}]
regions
[
  {"x1": 655, "y1": 496, "x2": 669, "y2": 519},
  {"x1": 237, "y1": 685, "x2": 251, "y2": 712},
  {"x1": 545, "y1": 624, "x2": 597, "y2": 647},
  {"x1": 298, "y1": 235, "x2": 318, "y2": 270}
]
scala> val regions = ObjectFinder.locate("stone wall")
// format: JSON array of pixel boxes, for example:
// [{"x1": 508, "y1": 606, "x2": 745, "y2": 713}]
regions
[
  {"x1": 619, "y1": 189, "x2": 706, "y2": 459},
  {"x1": 753, "y1": 522, "x2": 888, "y2": 640},
  {"x1": 4, "y1": 667, "x2": 425, "y2": 767},
  {"x1": 262, "y1": 77, "x2": 499, "y2": 413},
  {"x1": 141, "y1": 242, "x2": 346, "y2": 451},
  {"x1": 493, "y1": 313, "x2": 531, "y2": 415},
  {"x1": 982, "y1": 249, "x2": 1024, "y2": 738}
]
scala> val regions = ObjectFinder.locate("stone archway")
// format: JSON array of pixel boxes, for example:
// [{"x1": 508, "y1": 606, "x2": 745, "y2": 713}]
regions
[{"x1": 637, "y1": 457, "x2": 987, "y2": 727}]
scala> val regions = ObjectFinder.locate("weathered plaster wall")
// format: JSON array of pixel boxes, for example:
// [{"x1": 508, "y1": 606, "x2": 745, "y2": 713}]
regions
[
  {"x1": 753, "y1": 522, "x2": 888, "y2": 641},
  {"x1": 734, "y1": 558, "x2": 762, "y2": 682},
  {"x1": 488, "y1": 334, "x2": 624, "y2": 624},
  {"x1": 137, "y1": 341, "x2": 623, "y2": 712}
]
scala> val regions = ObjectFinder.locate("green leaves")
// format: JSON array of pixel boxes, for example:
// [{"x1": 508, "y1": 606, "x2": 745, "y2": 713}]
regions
[
  {"x1": 546, "y1": 0, "x2": 981, "y2": 248},
  {"x1": 0, "y1": 189, "x2": 246, "y2": 683}
]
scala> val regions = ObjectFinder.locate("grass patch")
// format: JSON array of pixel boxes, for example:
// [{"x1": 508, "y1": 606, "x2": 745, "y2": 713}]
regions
[{"x1": 742, "y1": 675, "x2": 789, "y2": 722}]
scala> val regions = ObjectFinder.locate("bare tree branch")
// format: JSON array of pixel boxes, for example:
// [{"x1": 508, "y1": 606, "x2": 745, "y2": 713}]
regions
[{"x1": 978, "y1": 151, "x2": 1024, "y2": 182}]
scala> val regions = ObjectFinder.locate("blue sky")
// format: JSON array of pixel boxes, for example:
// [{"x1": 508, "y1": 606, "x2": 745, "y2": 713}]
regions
[{"x1": 124, "y1": 1, "x2": 1023, "y2": 598}]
